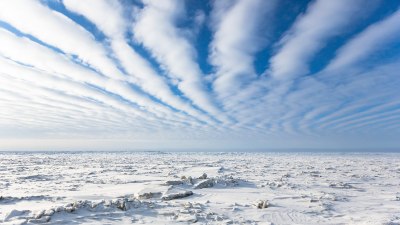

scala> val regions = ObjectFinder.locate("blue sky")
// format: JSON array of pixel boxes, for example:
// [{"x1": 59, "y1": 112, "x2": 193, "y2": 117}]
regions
[{"x1": 0, "y1": 0, "x2": 399, "y2": 151}]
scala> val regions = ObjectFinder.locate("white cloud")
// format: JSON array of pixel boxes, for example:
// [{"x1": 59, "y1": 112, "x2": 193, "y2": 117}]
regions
[
  {"x1": 132, "y1": 0, "x2": 227, "y2": 123},
  {"x1": 63, "y1": 0, "x2": 214, "y2": 124},
  {"x1": 209, "y1": 0, "x2": 275, "y2": 100},
  {"x1": 0, "y1": 0, "x2": 124, "y2": 80},
  {"x1": 269, "y1": 0, "x2": 370, "y2": 79},
  {"x1": 0, "y1": 0, "x2": 398, "y2": 149},
  {"x1": 0, "y1": 28, "x2": 200, "y2": 127},
  {"x1": 326, "y1": 9, "x2": 400, "y2": 72},
  {"x1": 63, "y1": 0, "x2": 127, "y2": 38}
]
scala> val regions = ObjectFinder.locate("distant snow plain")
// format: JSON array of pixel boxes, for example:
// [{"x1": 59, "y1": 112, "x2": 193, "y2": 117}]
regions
[{"x1": 0, "y1": 152, "x2": 399, "y2": 224}]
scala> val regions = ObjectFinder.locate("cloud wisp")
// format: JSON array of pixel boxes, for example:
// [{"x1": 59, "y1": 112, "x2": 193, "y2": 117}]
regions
[{"x1": 0, "y1": 0, "x2": 399, "y2": 150}]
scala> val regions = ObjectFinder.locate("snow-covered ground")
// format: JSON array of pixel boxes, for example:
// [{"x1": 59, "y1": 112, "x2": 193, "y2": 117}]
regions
[{"x1": 0, "y1": 152, "x2": 399, "y2": 224}]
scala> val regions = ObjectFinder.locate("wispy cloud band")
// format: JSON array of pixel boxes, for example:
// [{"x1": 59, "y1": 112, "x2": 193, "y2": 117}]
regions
[{"x1": 0, "y1": 0, "x2": 399, "y2": 149}]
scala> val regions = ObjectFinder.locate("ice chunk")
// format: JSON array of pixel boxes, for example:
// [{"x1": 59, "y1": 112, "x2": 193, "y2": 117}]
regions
[
  {"x1": 161, "y1": 191, "x2": 193, "y2": 200},
  {"x1": 194, "y1": 179, "x2": 214, "y2": 189}
]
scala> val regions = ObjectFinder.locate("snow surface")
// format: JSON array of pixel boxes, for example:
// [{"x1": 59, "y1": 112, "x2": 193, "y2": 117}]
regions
[{"x1": 0, "y1": 152, "x2": 399, "y2": 224}]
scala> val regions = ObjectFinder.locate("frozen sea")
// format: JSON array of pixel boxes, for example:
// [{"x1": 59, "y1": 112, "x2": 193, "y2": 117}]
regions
[{"x1": 0, "y1": 151, "x2": 399, "y2": 224}]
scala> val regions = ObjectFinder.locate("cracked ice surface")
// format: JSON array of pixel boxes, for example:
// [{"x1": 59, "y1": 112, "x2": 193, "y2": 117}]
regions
[{"x1": 0, "y1": 152, "x2": 400, "y2": 224}]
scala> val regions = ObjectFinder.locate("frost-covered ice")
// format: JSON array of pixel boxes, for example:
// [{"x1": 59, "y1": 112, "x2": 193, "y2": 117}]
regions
[{"x1": 0, "y1": 152, "x2": 400, "y2": 224}]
